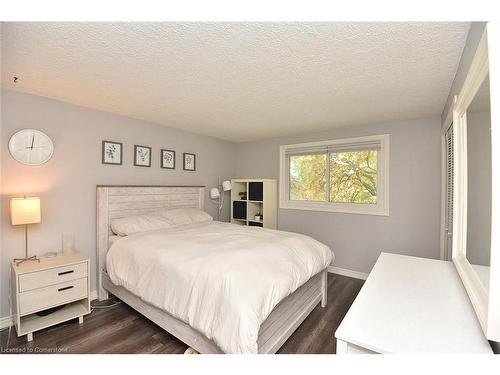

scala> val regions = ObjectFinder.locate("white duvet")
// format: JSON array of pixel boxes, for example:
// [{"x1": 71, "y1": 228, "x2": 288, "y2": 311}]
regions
[{"x1": 106, "y1": 221, "x2": 333, "y2": 353}]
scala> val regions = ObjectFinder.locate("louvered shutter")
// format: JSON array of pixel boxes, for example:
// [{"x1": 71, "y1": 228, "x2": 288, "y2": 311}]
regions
[{"x1": 445, "y1": 125, "x2": 454, "y2": 261}]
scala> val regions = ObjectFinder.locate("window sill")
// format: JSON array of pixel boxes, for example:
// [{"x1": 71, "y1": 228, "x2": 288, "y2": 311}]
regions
[{"x1": 279, "y1": 201, "x2": 389, "y2": 216}]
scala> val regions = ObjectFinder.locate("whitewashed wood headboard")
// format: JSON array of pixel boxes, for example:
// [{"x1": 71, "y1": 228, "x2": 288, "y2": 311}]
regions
[{"x1": 96, "y1": 185, "x2": 205, "y2": 300}]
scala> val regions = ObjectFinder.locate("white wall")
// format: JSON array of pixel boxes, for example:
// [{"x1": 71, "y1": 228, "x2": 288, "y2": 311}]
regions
[
  {"x1": 234, "y1": 117, "x2": 442, "y2": 274},
  {"x1": 0, "y1": 89, "x2": 235, "y2": 317}
]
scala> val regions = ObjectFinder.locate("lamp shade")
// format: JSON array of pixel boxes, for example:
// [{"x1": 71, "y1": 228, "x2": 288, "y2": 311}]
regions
[
  {"x1": 222, "y1": 180, "x2": 232, "y2": 191},
  {"x1": 210, "y1": 187, "x2": 220, "y2": 199},
  {"x1": 10, "y1": 197, "x2": 41, "y2": 225}
]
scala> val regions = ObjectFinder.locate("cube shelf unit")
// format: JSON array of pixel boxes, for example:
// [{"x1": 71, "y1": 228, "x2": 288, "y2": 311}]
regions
[{"x1": 231, "y1": 179, "x2": 277, "y2": 229}]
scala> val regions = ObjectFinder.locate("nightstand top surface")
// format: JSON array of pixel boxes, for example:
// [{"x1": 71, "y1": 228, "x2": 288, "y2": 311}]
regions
[{"x1": 11, "y1": 253, "x2": 88, "y2": 274}]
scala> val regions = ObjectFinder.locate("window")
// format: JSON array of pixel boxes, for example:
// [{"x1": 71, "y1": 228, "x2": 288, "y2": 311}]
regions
[{"x1": 280, "y1": 135, "x2": 390, "y2": 215}]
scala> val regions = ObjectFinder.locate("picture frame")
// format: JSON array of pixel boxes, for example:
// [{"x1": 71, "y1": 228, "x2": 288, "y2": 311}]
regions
[
  {"x1": 134, "y1": 145, "x2": 152, "y2": 167},
  {"x1": 161, "y1": 149, "x2": 176, "y2": 169},
  {"x1": 102, "y1": 140, "x2": 123, "y2": 165},
  {"x1": 183, "y1": 152, "x2": 196, "y2": 171}
]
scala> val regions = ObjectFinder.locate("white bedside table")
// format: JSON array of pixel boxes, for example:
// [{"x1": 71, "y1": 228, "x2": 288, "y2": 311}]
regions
[{"x1": 11, "y1": 253, "x2": 91, "y2": 342}]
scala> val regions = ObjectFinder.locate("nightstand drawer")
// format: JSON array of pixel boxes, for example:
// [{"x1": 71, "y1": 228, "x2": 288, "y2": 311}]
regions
[
  {"x1": 19, "y1": 277, "x2": 88, "y2": 315},
  {"x1": 19, "y1": 262, "x2": 87, "y2": 292}
]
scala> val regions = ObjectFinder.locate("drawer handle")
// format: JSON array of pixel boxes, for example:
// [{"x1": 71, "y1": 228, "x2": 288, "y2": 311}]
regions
[
  {"x1": 58, "y1": 270, "x2": 74, "y2": 276},
  {"x1": 58, "y1": 286, "x2": 74, "y2": 292}
]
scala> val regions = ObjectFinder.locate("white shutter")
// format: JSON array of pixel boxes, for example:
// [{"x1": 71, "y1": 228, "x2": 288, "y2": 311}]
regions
[{"x1": 445, "y1": 124, "x2": 454, "y2": 261}]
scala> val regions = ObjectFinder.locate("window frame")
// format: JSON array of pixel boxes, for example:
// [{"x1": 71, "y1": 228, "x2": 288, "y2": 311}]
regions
[{"x1": 279, "y1": 134, "x2": 390, "y2": 216}]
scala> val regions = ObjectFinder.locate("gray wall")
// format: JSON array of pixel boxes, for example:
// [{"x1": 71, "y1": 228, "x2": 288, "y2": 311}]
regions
[
  {"x1": 466, "y1": 110, "x2": 492, "y2": 266},
  {"x1": 0, "y1": 90, "x2": 443, "y2": 318},
  {"x1": 0, "y1": 89, "x2": 235, "y2": 317},
  {"x1": 442, "y1": 22, "x2": 487, "y2": 122},
  {"x1": 234, "y1": 117, "x2": 442, "y2": 273}
]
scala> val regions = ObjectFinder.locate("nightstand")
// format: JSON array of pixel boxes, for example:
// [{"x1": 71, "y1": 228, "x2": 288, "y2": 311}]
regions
[{"x1": 11, "y1": 253, "x2": 91, "y2": 342}]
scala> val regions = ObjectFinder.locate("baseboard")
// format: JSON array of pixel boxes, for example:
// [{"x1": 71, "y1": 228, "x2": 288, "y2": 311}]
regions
[
  {"x1": 0, "y1": 290, "x2": 98, "y2": 330},
  {"x1": 328, "y1": 265, "x2": 368, "y2": 280}
]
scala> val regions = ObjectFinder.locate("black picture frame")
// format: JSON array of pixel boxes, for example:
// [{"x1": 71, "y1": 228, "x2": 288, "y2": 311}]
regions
[
  {"x1": 102, "y1": 140, "x2": 123, "y2": 165},
  {"x1": 134, "y1": 145, "x2": 152, "y2": 167},
  {"x1": 160, "y1": 149, "x2": 176, "y2": 169},
  {"x1": 183, "y1": 152, "x2": 196, "y2": 171}
]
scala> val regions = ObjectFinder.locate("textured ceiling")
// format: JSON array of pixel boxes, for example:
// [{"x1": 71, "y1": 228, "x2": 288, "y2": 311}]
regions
[{"x1": 1, "y1": 22, "x2": 470, "y2": 142}]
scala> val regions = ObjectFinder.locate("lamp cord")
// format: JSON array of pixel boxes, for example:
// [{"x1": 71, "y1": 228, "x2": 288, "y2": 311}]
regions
[
  {"x1": 210, "y1": 178, "x2": 228, "y2": 221},
  {"x1": 6, "y1": 266, "x2": 13, "y2": 349},
  {"x1": 25, "y1": 224, "x2": 28, "y2": 259},
  {"x1": 4, "y1": 267, "x2": 121, "y2": 348},
  {"x1": 90, "y1": 297, "x2": 122, "y2": 312},
  {"x1": 218, "y1": 188, "x2": 225, "y2": 219}
]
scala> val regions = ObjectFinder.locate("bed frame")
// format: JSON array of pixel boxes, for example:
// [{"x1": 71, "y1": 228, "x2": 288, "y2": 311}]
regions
[{"x1": 96, "y1": 185, "x2": 328, "y2": 354}]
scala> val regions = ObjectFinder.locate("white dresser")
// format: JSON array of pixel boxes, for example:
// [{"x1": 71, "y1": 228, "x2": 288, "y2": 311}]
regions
[
  {"x1": 11, "y1": 253, "x2": 91, "y2": 342},
  {"x1": 335, "y1": 253, "x2": 493, "y2": 354}
]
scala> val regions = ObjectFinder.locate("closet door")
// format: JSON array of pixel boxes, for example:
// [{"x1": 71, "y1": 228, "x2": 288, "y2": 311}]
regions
[{"x1": 444, "y1": 124, "x2": 454, "y2": 261}]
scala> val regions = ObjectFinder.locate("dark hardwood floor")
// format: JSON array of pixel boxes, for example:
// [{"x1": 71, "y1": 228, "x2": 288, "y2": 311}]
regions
[{"x1": 0, "y1": 273, "x2": 363, "y2": 354}]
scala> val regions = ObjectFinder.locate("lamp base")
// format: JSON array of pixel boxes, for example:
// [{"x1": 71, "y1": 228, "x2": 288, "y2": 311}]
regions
[{"x1": 14, "y1": 255, "x2": 40, "y2": 266}]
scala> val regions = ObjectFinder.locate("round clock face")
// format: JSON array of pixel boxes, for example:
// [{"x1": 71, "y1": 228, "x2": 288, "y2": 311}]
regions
[{"x1": 8, "y1": 129, "x2": 54, "y2": 165}]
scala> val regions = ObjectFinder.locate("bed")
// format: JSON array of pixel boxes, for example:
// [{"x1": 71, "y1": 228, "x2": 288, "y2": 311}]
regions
[{"x1": 96, "y1": 185, "x2": 333, "y2": 354}]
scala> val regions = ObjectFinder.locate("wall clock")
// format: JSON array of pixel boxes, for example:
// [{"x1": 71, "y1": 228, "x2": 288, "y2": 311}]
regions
[{"x1": 8, "y1": 129, "x2": 54, "y2": 165}]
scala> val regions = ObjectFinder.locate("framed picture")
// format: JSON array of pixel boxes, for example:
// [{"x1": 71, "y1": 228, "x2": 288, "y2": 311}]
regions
[
  {"x1": 134, "y1": 145, "x2": 151, "y2": 167},
  {"x1": 183, "y1": 152, "x2": 196, "y2": 171},
  {"x1": 161, "y1": 149, "x2": 176, "y2": 169},
  {"x1": 102, "y1": 140, "x2": 123, "y2": 165}
]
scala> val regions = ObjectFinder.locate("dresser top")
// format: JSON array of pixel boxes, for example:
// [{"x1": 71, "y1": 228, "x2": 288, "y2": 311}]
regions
[
  {"x1": 335, "y1": 252, "x2": 493, "y2": 353},
  {"x1": 12, "y1": 253, "x2": 88, "y2": 275}
]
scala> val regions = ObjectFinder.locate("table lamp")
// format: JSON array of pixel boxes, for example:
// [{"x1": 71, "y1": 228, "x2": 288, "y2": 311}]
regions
[{"x1": 11, "y1": 197, "x2": 41, "y2": 266}]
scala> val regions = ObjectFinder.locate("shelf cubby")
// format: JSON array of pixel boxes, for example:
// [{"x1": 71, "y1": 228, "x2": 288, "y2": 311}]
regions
[{"x1": 230, "y1": 179, "x2": 277, "y2": 229}]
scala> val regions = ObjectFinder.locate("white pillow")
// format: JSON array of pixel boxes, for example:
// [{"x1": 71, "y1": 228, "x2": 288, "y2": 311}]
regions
[
  {"x1": 157, "y1": 208, "x2": 213, "y2": 226},
  {"x1": 110, "y1": 213, "x2": 173, "y2": 236}
]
